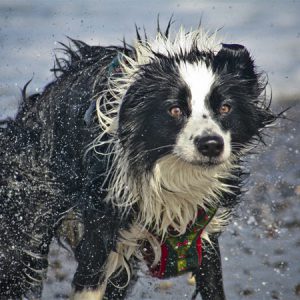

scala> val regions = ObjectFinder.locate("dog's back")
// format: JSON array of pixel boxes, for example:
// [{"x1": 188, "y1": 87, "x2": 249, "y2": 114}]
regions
[{"x1": 0, "y1": 41, "x2": 123, "y2": 297}]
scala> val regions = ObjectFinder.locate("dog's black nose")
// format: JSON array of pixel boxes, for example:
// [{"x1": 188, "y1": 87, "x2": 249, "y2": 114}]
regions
[{"x1": 194, "y1": 135, "x2": 224, "y2": 157}]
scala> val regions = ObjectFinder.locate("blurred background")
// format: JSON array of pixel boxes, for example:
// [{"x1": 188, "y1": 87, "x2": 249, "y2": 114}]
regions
[
  {"x1": 0, "y1": 1, "x2": 299, "y2": 299},
  {"x1": 1, "y1": 0, "x2": 300, "y2": 118}
]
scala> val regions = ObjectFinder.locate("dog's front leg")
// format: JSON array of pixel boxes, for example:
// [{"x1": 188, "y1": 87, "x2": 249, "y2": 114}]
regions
[
  {"x1": 70, "y1": 206, "x2": 115, "y2": 300},
  {"x1": 71, "y1": 254, "x2": 130, "y2": 300},
  {"x1": 72, "y1": 248, "x2": 130, "y2": 300},
  {"x1": 191, "y1": 234, "x2": 226, "y2": 300},
  {"x1": 71, "y1": 207, "x2": 131, "y2": 300}
]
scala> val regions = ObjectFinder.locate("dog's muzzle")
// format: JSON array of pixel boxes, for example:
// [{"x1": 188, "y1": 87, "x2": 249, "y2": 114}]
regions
[{"x1": 194, "y1": 134, "x2": 224, "y2": 158}]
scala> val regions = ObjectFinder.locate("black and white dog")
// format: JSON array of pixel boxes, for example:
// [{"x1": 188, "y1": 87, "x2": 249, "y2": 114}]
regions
[{"x1": 0, "y1": 22, "x2": 276, "y2": 300}]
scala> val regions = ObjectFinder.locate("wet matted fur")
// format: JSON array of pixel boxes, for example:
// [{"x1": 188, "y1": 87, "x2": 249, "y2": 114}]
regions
[{"x1": 0, "y1": 22, "x2": 277, "y2": 300}]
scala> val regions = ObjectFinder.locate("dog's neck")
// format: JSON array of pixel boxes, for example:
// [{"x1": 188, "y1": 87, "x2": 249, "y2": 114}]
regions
[{"x1": 108, "y1": 153, "x2": 235, "y2": 238}]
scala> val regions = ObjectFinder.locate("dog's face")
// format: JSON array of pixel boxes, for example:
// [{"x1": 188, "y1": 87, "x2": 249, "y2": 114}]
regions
[{"x1": 118, "y1": 41, "x2": 274, "y2": 174}]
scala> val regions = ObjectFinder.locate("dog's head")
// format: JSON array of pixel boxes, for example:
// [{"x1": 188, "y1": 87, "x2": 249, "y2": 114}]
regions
[{"x1": 114, "y1": 29, "x2": 275, "y2": 175}]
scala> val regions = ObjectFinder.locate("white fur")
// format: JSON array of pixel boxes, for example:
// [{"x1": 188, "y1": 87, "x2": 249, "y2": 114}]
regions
[
  {"x1": 179, "y1": 61, "x2": 215, "y2": 114},
  {"x1": 71, "y1": 284, "x2": 106, "y2": 300},
  {"x1": 108, "y1": 153, "x2": 235, "y2": 236},
  {"x1": 135, "y1": 26, "x2": 220, "y2": 62}
]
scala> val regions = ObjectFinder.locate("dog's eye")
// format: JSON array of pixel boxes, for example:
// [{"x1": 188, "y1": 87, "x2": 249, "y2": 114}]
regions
[
  {"x1": 169, "y1": 106, "x2": 183, "y2": 118},
  {"x1": 219, "y1": 104, "x2": 231, "y2": 114}
]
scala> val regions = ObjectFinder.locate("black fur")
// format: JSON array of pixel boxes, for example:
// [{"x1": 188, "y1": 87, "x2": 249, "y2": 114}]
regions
[
  {"x1": 0, "y1": 27, "x2": 276, "y2": 300},
  {"x1": 0, "y1": 42, "x2": 131, "y2": 298}
]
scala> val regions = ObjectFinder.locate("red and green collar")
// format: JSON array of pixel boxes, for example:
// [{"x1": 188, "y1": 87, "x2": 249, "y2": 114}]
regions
[{"x1": 142, "y1": 207, "x2": 217, "y2": 279}]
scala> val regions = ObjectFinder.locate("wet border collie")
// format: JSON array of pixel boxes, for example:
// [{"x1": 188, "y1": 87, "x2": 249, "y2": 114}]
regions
[{"x1": 0, "y1": 21, "x2": 276, "y2": 300}]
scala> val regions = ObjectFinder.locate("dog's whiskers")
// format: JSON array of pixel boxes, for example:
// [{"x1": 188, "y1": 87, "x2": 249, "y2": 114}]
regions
[{"x1": 141, "y1": 144, "x2": 174, "y2": 153}]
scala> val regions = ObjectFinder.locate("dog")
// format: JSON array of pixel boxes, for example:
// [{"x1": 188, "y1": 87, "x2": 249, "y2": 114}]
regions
[{"x1": 0, "y1": 21, "x2": 277, "y2": 300}]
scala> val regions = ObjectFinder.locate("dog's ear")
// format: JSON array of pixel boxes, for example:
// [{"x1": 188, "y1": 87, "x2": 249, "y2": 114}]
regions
[{"x1": 214, "y1": 43, "x2": 256, "y2": 79}]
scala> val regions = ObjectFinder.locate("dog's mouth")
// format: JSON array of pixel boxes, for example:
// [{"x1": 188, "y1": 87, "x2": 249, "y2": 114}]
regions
[
  {"x1": 174, "y1": 154, "x2": 228, "y2": 169},
  {"x1": 190, "y1": 157, "x2": 226, "y2": 168}
]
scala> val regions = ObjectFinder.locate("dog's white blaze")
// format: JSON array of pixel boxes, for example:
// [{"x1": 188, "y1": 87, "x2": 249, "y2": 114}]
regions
[
  {"x1": 179, "y1": 61, "x2": 214, "y2": 116},
  {"x1": 175, "y1": 61, "x2": 232, "y2": 163}
]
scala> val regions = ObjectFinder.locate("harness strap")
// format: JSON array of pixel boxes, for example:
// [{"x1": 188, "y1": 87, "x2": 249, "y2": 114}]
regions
[
  {"x1": 108, "y1": 53, "x2": 123, "y2": 75},
  {"x1": 84, "y1": 53, "x2": 123, "y2": 125}
]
